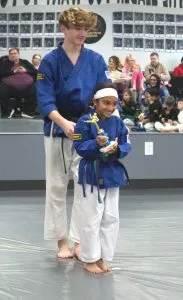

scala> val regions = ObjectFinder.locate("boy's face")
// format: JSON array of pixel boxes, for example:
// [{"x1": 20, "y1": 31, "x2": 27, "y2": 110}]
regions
[
  {"x1": 149, "y1": 94, "x2": 159, "y2": 102},
  {"x1": 177, "y1": 101, "x2": 183, "y2": 110},
  {"x1": 94, "y1": 96, "x2": 117, "y2": 119},
  {"x1": 61, "y1": 24, "x2": 88, "y2": 46},
  {"x1": 166, "y1": 104, "x2": 174, "y2": 111}
]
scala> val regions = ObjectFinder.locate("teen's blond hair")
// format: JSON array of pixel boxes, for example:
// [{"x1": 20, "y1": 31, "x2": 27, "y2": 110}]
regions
[{"x1": 58, "y1": 7, "x2": 97, "y2": 30}]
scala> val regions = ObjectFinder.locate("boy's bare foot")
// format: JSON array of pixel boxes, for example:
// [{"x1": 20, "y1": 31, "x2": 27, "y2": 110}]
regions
[
  {"x1": 84, "y1": 263, "x2": 104, "y2": 274},
  {"x1": 96, "y1": 259, "x2": 111, "y2": 272},
  {"x1": 73, "y1": 242, "x2": 80, "y2": 260},
  {"x1": 57, "y1": 239, "x2": 73, "y2": 259}
]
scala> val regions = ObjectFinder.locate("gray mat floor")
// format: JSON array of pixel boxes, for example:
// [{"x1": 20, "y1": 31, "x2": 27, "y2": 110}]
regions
[{"x1": 0, "y1": 188, "x2": 183, "y2": 300}]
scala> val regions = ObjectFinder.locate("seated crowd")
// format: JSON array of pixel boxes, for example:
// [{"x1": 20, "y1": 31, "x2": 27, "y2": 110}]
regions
[
  {"x1": 108, "y1": 51, "x2": 183, "y2": 132},
  {"x1": 0, "y1": 48, "x2": 183, "y2": 133},
  {"x1": 0, "y1": 48, "x2": 41, "y2": 119}
]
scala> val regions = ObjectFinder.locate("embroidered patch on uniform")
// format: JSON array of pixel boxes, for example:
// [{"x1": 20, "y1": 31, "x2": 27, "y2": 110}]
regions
[
  {"x1": 72, "y1": 134, "x2": 82, "y2": 140},
  {"x1": 37, "y1": 73, "x2": 44, "y2": 80}
]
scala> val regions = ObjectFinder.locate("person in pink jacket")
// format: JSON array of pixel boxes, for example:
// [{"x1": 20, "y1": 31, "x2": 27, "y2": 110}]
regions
[{"x1": 121, "y1": 54, "x2": 144, "y2": 101}]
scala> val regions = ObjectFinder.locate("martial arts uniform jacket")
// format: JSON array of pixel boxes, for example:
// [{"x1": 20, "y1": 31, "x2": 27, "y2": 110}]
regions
[
  {"x1": 37, "y1": 43, "x2": 110, "y2": 137},
  {"x1": 73, "y1": 113, "x2": 132, "y2": 189}
]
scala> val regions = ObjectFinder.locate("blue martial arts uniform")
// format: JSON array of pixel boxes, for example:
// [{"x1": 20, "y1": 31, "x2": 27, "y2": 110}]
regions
[
  {"x1": 37, "y1": 43, "x2": 110, "y2": 136},
  {"x1": 73, "y1": 112, "x2": 132, "y2": 190}
]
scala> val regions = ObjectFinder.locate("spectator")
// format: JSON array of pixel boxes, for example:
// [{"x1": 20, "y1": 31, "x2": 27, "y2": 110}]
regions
[
  {"x1": 108, "y1": 55, "x2": 123, "y2": 100},
  {"x1": 144, "y1": 52, "x2": 170, "y2": 99},
  {"x1": 32, "y1": 54, "x2": 41, "y2": 70},
  {"x1": 155, "y1": 98, "x2": 183, "y2": 132},
  {"x1": 172, "y1": 57, "x2": 183, "y2": 77},
  {"x1": 138, "y1": 87, "x2": 162, "y2": 131},
  {"x1": 140, "y1": 74, "x2": 168, "y2": 106},
  {"x1": 155, "y1": 96, "x2": 179, "y2": 131},
  {"x1": 120, "y1": 89, "x2": 137, "y2": 126},
  {"x1": 0, "y1": 48, "x2": 37, "y2": 118},
  {"x1": 108, "y1": 56, "x2": 122, "y2": 83},
  {"x1": 144, "y1": 52, "x2": 170, "y2": 83},
  {"x1": 121, "y1": 53, "x2": 144, "y2": 101}
]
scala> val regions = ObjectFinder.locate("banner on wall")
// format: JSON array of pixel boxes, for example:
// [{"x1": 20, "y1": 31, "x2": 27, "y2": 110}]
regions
[{"x1": 0, "y1": 0, "x2": 182, "y2": 8}]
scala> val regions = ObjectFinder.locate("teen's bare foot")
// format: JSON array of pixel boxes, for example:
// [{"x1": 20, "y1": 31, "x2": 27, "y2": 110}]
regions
[
  {"x1": 97, "y1": 259, "x2": 111, "y2": 272},
  {"x1": 57, "y1": 239, "x2": 73, "y2": 259},
  {"x1": 84, "y1": 263, "x2": 104, "y2": 274},
  {"x1": 73, "y1": 242, "x2": 80, "y2": 260}
]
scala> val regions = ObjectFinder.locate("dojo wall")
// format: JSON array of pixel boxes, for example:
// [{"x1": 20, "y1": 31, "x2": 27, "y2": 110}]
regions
[
  {"x1": 0, "y1": 133, "x2": 183, "y2": 183},
  {"x1": 0, "y1": 2, "x2": 183, "y2": 70}
]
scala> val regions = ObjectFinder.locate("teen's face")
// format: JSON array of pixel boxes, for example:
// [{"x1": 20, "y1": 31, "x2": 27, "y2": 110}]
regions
[
  {"x1": 150, "y1": 76, "x2": 158, "y2": 87},
  {"x1": 149, "y1": 94, "x2": 158, "y2": 102},
  {"x1": 123, "y1": 92, "x2": 131, "y2": 102},
  {"x1": 94, "y1": 96, "x2": 117, "y2": 118},
  {"x1": 61, "y1": 25, "x2": 88, "y2": 46},
  {"x1": 150, "y1": 55, "x2": 159, "y2": 66}
]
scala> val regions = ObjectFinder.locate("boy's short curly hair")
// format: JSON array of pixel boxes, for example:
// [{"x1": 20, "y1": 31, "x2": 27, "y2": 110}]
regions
[{"x1": 58, "y1": 7, "x2": 97, "y2": 30}]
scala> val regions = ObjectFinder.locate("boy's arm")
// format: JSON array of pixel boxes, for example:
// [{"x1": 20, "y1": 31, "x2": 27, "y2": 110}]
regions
[
  {"x1": 73, "y1": 118, "x2": 100, "y2": 158},
  {"x1": 115, "y1": 121, "x2": 132, "y2": 159}
]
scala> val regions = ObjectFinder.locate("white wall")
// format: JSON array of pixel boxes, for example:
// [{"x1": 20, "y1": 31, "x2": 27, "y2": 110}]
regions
[{"x1": 0, "y1": 3, "x2": 182, "y2": 71}]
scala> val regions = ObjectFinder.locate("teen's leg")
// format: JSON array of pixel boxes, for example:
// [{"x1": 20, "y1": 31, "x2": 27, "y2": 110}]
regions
[
  {"x1": 69, "y1": 147, "x2": 82, "y2": 258},
  {"x1": 79, "y1": 185, "x2": 105, "y2": 273},
  {"x1": 44, "y1": 136, "x2": 73, "y2": 258},
  {"x1": 100, "y1": 187, "x2": 119, "y2": 266}
]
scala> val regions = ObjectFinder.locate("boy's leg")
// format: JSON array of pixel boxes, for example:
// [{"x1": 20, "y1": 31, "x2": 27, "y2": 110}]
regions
[
  {"x1": 100, "y1": 188, "x2": 119, "y2": 262},
  {"x1": 44, "y1": 137, "x2": 73, "y2": 258},
  {"x1": 79, "y1": 185, "x2": 105, "y2": 266},
  {"x1": 80, "y1": 185, "x2": 106, "y2": 274}
]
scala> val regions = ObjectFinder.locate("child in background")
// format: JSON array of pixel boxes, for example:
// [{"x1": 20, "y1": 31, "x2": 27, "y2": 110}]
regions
[
  {"x1": 155, "y1": 98, "x2": 183, "y2": 132},
  {"x1": 138, "y1": 87, "x2": 162, "y2": 131},
  {"x1": 120, "y1": 89, "x2": 137, "y2": 126},
  {"x1": 73, "y1": 82, "x2": 131, "y2": 274},
  {"x1": 155, "y1": 96, "x2": 179, "y2": 131}
]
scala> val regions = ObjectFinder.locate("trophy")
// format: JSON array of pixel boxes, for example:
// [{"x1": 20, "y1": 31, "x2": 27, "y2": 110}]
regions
[{"x1": 85, "y1": 113, "x2": 117, "y2": 153}]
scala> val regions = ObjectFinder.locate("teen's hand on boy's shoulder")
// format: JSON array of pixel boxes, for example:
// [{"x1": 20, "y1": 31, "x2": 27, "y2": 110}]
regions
[{"x1": 96, "y1": 135, "x2": 108, "y2": 146}]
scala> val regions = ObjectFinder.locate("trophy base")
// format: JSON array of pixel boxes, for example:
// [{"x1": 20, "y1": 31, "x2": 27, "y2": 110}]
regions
[{"x1": 100, "y1": 141, "x2": 117, "y2": 153}]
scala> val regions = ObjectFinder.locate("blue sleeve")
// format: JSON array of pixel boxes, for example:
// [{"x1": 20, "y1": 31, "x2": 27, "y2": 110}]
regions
[
  {"x1": 97, "y1": 55, "x2": 111, "y2": 83},
  {"x1": 73, "y1": 117, "x2": 100, "y2": 158},
  {"x1": 36, "y1": 57, "x2": 57, "y2": 119},
  {"x1": 117, "y1": 120, "x2": 132, "y2": 159}
]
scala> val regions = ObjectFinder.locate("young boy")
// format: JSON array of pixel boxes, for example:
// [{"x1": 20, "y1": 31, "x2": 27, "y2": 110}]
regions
[
  {"x1": 138, "y1": 87, "x2": 162, "y2": 131},
  {"x1": 155, "y1": 98, "x2": 183, "y2": 132},
  {"x1": 155, "y1": 96, "x2": 179, "y2": 131},
  {"x1": 73, "y1": 82, "x2": 131, "y2": 274}
]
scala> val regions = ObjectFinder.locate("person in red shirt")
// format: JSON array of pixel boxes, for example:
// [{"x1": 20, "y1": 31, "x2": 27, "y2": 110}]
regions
[{"x1": 173, "y1": 57, "x2": 183, "y2": 76}]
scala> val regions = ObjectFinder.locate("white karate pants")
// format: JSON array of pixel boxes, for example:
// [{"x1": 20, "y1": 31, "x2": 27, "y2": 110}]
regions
[
  {"x1": 44, "y1": 135, "x2": 81, "y2": 242},
  {"x1": 79, "y1": 184, "x2": 119, "y2": 263}
]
